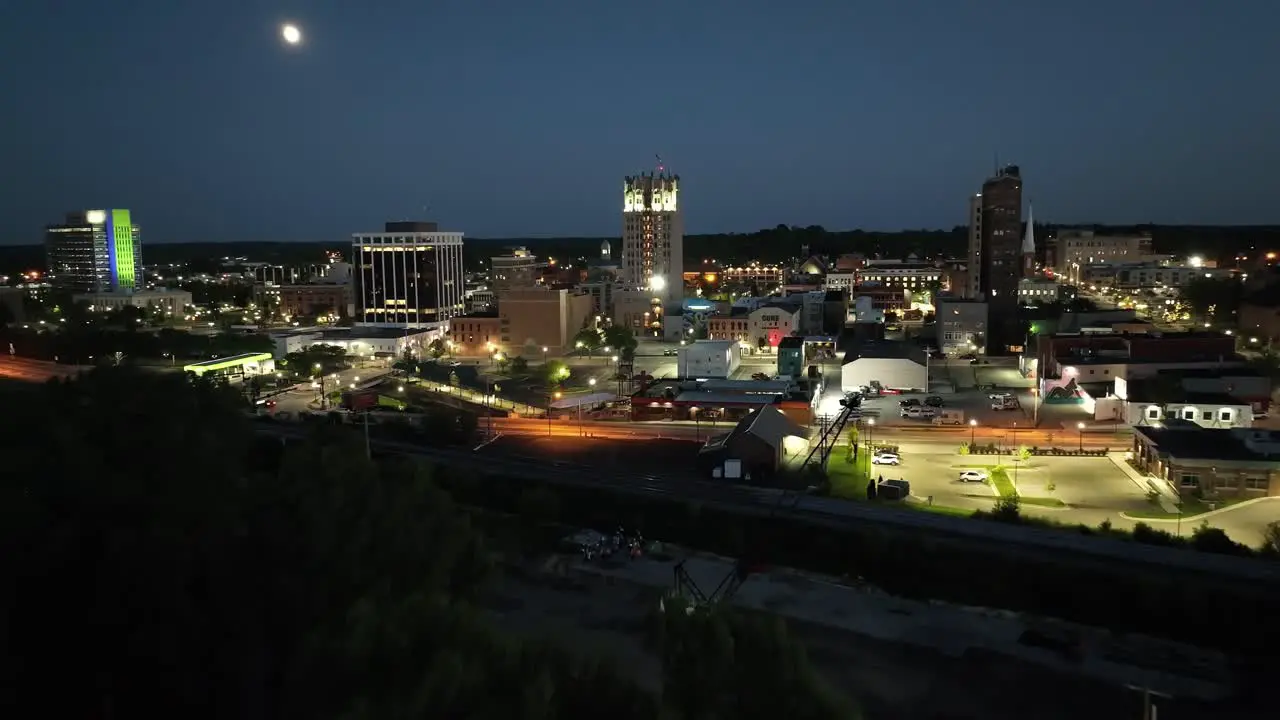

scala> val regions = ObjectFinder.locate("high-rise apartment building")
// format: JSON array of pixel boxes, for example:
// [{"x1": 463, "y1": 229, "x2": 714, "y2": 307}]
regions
[
  {"x1": 351, "y1": 221, "x2": 464, "y2": 330},
  {"x1": 977, "y1": 165, "x2": 1023, "y2": 305},
  {"x1": 621, "y1": 171, "x2": 683, "y2": 310},
  {"x1": 965, "y1": 166, "x2": 1024, "y2": 352},
  {"x1": 45, "y1": 209, "x2": 142, "y2": 292},
  {"x1": 966, "y1": 194, "x2": 983, "y2": 299},
  {"x1": 490, "y1": 247, "x2": 540, "y2": 295}
]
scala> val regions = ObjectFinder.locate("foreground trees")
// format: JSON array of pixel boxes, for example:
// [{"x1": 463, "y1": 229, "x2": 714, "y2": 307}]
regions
[{"x1": 0, "y1": 369, "x2": 854, "y2": 719}]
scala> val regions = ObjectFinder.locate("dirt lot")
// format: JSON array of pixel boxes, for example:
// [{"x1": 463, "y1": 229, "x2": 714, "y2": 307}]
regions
[
  {"x1": 487, "y1": 435, "x2": 702, "y2": 479},
  {"x1": 487, "y1": 559, "x2": 1246, "y2": 720}
]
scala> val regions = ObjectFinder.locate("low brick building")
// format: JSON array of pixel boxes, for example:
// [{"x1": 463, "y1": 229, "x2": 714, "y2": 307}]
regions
[{"x1": 1131, "y1": 421, "x2": 1280, "y2": 498}]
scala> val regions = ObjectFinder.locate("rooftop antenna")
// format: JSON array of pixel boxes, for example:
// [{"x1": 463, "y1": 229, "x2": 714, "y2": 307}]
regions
[
  {"x1": 655, "y1": 153, "x2": 664, "y2": 175},
  {"x1": 993, "y1": 150, "x2": 1000, "y2": 175}
]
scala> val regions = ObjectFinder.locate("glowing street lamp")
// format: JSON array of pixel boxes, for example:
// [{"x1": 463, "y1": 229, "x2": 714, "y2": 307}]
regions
[{"x1": 969, "y1": 418, "x2": 978, "y2": 446}]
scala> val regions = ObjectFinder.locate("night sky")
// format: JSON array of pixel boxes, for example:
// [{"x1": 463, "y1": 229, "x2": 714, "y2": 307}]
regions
[{"x1": 3, "y1": 0, "x2": 1278, "y2": 244}]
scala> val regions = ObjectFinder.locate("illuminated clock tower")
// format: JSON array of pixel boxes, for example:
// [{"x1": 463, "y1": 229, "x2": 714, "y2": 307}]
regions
[{"x1": 622, "y1": 169, "x2": 683, "y2": 314}]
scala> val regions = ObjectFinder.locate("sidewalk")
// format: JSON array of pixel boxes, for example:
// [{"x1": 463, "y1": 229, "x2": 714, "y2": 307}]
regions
[{"x1": 1108, "y1": 452, "x2": 1180, "y2": 513}]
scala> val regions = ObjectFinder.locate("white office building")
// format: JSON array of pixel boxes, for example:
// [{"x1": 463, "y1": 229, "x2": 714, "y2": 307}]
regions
[{"x1": 352, "y1": 221, "x2": 464, "y2": 331}]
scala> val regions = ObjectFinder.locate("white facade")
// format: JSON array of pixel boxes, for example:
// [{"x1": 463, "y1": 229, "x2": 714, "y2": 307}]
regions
[
  {"x1": 1095, "y1": 397, "x2": 1253, "y2": 428},
  {"x1": 621, "y1": 172, "x2": 683, "y2": 307},
  {"x1": 749, "y1": 305, "x2": 801, "y2": 350},
  {"x1": 936, "y1": 300, "x2": 987, "y2": 355},
  {"x1": 1057, "y1": 230, "x2": 1152, "y2": 283},
  {"x1": 855, "y1": 264, "x2": 943, "y2": 290},
  {"x1": 841, "y1": 357, "x2": 928, "y2": 393},
  {"x1": 677, "y1": 340, "x2": 740, "y2": 379},
  {"x1": 1017, "y1": 278, "x2": 1064, "y2": 305},
  {"x1": 269, "y1": 327, "x2": 435, "y2": 360},
  {"x1": 351, "y1": 228, "x2": 465, "y2": 330},
  {"x1": 823, "y1": 272, "x2": 856, "y2": 292},
  {"x1": 1114, "y1": 265, "x2": 1233, "y2": 290},
  {"x1": 75, "y1": 288, "x2": 193, "y2": 315},
  {"x1": 848, "y1": 296, "x2": 884, "y2": 324}
]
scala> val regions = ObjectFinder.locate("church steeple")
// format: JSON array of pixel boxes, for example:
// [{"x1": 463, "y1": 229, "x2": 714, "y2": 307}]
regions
[{"x1": 1022, "y1": 203, "x2": 1036, "y2": 277}]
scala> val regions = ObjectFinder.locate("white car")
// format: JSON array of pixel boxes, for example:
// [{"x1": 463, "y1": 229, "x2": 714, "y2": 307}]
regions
[
  {"x1": 872, "y1": 452, "x2": 900, "y2": 466},
  {"x1": 958, "y1": 470, "x2": 989, "y2": 483}
]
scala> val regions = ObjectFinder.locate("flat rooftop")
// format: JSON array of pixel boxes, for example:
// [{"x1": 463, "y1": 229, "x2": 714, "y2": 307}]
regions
[
  {"x1": 670, "y1": 391, "x2": 782, "y2": 406},
  {"x1": 185, "y1": 352, "x2": 272, "y2": 368},
  {"x1": 1135, "y1": 423, "x2": 1280, "y2": 463},
  {"x1": 1059, "y1": 355, "x2": 1245, "y2": 366}
]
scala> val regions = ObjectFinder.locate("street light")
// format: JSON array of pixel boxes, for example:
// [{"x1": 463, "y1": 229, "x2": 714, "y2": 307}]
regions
[
  {"x1": 581, "y1": 377, "x2": 597, "y2": 435},
  {"x1": 969, "y1": 418, "x2": 977, "y2": 447},
  {"x1": 542, "y1": 346, "x2": 548, "y2": 365},
  {"x1": 1076, "y1": 421, "x2": 1085, "y2": 451},
  {"x1": 547, "y1": 390, "x2": 562, "y2": 437}
]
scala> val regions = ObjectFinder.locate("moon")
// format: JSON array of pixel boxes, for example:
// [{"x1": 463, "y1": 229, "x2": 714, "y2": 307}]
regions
[{"x1": 281, "y1": 24, "x2": 302, "y2": 45}]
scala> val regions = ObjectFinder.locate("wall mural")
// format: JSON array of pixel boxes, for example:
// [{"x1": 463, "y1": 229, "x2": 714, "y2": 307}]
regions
[{"x1": 1042, "y1": 377, "x2": 1087, "y2": 404}]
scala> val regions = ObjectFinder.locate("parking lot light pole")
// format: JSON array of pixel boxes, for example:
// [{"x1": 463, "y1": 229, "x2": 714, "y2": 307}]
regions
[
  {"x1": 1077, "y1": 421, "x2": 1085, "y2": 451},
  {"x1": 581, "y1": 378, "x2": 596, "y2": 436},
  {"x1": 969, "y1": 418, "x2": 977, "y2": 447},
  {"x1": 547, "y1": 390, "x2": 561, "y2": 437}
]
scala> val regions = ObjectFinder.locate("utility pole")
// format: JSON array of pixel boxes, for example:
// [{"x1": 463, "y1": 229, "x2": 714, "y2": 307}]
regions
[
  {"x1": 1126, "y1": 685, "x2": 1171, "y2": 720},
  {"x1": 363, "y1": 410, "x2": 371, "y2": 460}
]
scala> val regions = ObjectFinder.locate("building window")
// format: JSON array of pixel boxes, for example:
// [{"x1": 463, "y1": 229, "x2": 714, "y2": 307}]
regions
[
  {"x1": 1219, "y1": 410, "x2": 1232, "y2": 422},
  {"x1": 1244, "y1": 476, "x2": 1269, "y2": 491},
  {"x1": 1202, "y1": 411, "x2": 1212, "y2": 421},
  {"x1": 1179, "y1": 474, "x2": 1199, "y2": 488}
]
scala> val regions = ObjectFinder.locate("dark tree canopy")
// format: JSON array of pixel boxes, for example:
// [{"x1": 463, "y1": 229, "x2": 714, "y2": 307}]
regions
[{"x1": 0, "y1": 369, "x2": 854, "y2": 719}]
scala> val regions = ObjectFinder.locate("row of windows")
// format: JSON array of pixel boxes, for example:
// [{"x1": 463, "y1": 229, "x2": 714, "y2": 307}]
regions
[
  {"x1": 1180, "y1": 474, "x2": 1268, "y2": 490},
  {"x1": 1145, "y1": 407, "x2": 1235, "y2": 422}
]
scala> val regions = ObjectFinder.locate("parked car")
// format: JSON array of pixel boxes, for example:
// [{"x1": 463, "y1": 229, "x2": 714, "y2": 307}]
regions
[
  {"x1": 901, "y1": 406, "x2": 936, "y2": 419},
  {"x1": 958, "y1": 470, "x2": 989, "y2": 483},
  {"x1": 751, "y1": 372, "x2": 771, "y2": 381},
  {"x1": 932, "y1": 409, "x2": 965, "y2": 425},
  {"x1": 924, "y1": 395, "x2": 944, "y2": 407},
  {"x1": 663, "y1": 348, "x2": 677, "y2": 356},
  {"x1": 872, "y1": 452, "x2": 900, "y2": 466},
  {"x1": 899, "y1": 398, "x2": 921, "y2": 408}
]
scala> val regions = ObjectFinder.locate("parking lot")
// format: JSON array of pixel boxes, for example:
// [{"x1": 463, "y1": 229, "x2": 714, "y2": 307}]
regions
[
  {"x1": 865, "y1": 448, "x2": 1151, "y2": 521},
  {"x1": 855, "y1": 388, "x2": 1037, "y2": 430}
]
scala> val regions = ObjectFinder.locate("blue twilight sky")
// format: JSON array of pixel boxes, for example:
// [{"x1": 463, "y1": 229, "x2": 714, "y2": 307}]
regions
[{"x1": 2, "y1": 0, "x2": 1279, "y2": 244}]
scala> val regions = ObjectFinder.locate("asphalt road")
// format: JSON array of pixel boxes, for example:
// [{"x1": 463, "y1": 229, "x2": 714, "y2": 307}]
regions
[
  {"x1": 254, "y1": 422, "x2": 1280, "y2": 583},
  {"x1": 0, "y1": 357, "x2": 83, "y2": 383}
]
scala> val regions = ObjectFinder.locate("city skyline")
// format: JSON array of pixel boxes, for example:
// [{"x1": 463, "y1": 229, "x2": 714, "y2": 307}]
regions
[{"x1": 4, "y1": 2, "x2": 1279, "y2": 244}]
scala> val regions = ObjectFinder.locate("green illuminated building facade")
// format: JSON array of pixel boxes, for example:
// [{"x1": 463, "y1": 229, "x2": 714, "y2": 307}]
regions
[{"x1": 45, "y1": 209, "x2": 143, "y2": 292}]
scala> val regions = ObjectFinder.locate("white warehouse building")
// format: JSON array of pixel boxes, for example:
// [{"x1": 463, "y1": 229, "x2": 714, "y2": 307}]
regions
[
  {"x1": 677, "y1": 339, "x2": 741, "y2": 379},
  {"x1": 840, "y1": 341, "x2": 929, "y2": 393}
]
